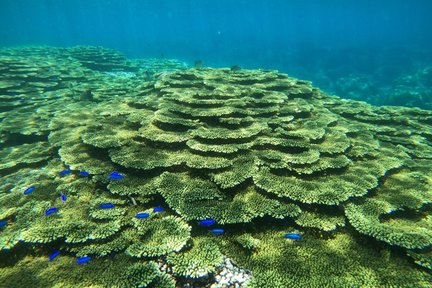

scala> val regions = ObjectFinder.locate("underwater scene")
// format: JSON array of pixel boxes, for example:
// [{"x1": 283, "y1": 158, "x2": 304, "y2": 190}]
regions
[{"x1": 0, "y1": 1, "x2": 431, "y2": 288}]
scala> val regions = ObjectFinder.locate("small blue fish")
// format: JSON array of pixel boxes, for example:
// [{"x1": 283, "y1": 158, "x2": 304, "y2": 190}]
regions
[
  {"x1": 23, "y1": 185, "x2": 35, "y2": 195},
  {"x1": 79, "y1": 171, "x2": 90, "y2": 177},
  {"x1": 76, "y1": 256, "x2": 91, "y2": 265},
  {"x1": 153, "y1": 206, "x2": 164, "y2": 213},
  {"x1": 284, "y1": 233, "x2": 302, "y2": 240},
  {"x1": 135, "y1": 212, "x2": 150, "y2": 219},
  {"x1": 45, "y1": 207, "x2": 58, "y2": 216},
  {"x1": 108, "y1": 171, "x2": 124, "y2": 180},
  {"x1": 0, "y1": 220, "x2": 7, "y2": 229},
  {"x1": 49, "y1": 250, "x2": 60, "y2": 261},
  {"x1": 210, "y1": 228, "x2": 224, "y2": 235},
  {"x1": 199, "y1": 218, "x2": 216, "y2": 227},
  {"x1": 61, "y1": 193, "x2": 67, "y2": 201},
  {"x1": 99, "y1": 203, "x2": 115, "y2": 209},
  {"x1": 59, "y1": 169, "x2": 71, "y2": 176}
]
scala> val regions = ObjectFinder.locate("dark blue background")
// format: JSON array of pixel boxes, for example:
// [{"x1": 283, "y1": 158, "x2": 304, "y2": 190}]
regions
[{"x1": 1, "y1": 0, "x2": 431, "y2": 82}]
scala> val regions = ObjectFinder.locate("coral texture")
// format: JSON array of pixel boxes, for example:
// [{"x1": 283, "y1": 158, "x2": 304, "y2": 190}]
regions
[{"x1": 0, "y1": 46, "x2": 431, "y2": 287}]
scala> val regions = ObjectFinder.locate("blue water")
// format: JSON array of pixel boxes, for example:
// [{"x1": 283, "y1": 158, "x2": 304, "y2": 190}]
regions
[{"x1": 1, "y1": 0, "x2": 432, "y2": 106}]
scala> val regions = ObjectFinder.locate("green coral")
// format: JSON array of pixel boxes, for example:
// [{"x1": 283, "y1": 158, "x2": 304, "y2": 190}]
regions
[
  {"x1": 158, "y1": 172, "x2": 300, "y2": 223},
  {"x1": 126, "y1": 215, "x2": 191, "y2": 258},
  {"x1": 107, "y1": 174, "x2": 159, "y2": 197},
  {"x1": 210, "y1": 155, "x2": 256, "y2": 188},
  {"x1": 0, "y1": 142, "x2": 52, "y2": 170},
  {"x1": 235, "y1": 233, "x2": 261, "y2": 250},
  {"x1": 1, "y1": 47, "x2": 432, "y2": 287},
  {"x1": 407, "y1": 250, "x2": 432, "y2": 271},
  {"x1": 295, "y1": 211, "x2": 345, "y2": 232},
  {"x1": 0, "y1": 254, "x2": 174, "y2": 288},
  {"x1": 345, "y1": 163, "x2": 432, "y2": 249},
  {"x1": 223, "y1": 228, "x2": 431, "y2": 288},
  {"x1": 67, "y1": 45, "x2": 139, "y2": 72},
  {"x1": 166, "y1": 237, "x2": 224, "y2": 278},
  {"x1": 67, "y1": 233, "x2": 132, "y2": 257},
  {"x1": 58, "y1": 143, "x2": 116, "y2": 174},
  {"x1": 81, "y1": 120, "x2": 137, "y2": 149}
]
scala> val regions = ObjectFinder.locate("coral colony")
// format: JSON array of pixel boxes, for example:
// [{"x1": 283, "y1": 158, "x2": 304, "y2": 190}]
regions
[{"x1": 0, "y1": 46, "x2": 431, "y2": 287}]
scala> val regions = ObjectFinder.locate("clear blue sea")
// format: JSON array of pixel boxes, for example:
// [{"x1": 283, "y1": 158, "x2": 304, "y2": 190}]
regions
[{"x1": 1, "y1": 0, "x2": 431, "y2": 108}]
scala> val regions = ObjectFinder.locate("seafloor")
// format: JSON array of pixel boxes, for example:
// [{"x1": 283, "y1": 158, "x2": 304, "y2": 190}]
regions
[{"x1": 0, "y1": 46, "x2": 431, "y2": 288}]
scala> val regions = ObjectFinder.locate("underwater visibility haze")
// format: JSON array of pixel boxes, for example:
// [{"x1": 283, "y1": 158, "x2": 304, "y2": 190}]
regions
[{"x1": 0, "y1": 1, "x2": 431, "y2": 287}]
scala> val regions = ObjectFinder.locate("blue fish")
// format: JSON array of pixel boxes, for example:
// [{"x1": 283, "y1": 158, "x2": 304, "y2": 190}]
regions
[
  {"x1": 79, "y1": 171, "x2": 90, "y2": 177},
  {"x1": 61, "y1": 193, "x2": 67, "y2": 201},
  {"x1": 108, "y1": 171, "x2": 124, "y2": 180},
  {"x1": 135, "y1": 212, "x2": 150, "y2": 219},
  {"x1": 49, "y1": 250, "x2": 60, "y2": 261},
  {"x1": 0, "y1": 220, "x2": 7, "y2": 229},
  {"x1": 23, "y1": 185, "x2": 35, "y2": 195},
  {"x1": 99, "y1": 203, "x2": 115, "y2": 209},
  {"x1": 284, "y1": 233, "x2": 302, "y2": 240},
  {"x1": 45, "y1": 207, "x2": 58, "y2": 216},
  {"x1": 76, "y1": 256, "x2": 91, "y2": 265},
  {"x1": 59, "y1": 169, "x2": 71, "y2": 176},
  {"x1": 153, "y1": 206, "x2": 164, "y2": 213},
  {"x1": 199, "y1": 218, "x2": 216, "y2": 227},
  {"x1": 210, "y1": 228, "x2": 224, "y2": 235}
]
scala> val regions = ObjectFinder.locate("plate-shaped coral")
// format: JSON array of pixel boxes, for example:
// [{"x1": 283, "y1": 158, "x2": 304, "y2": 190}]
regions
[{"x1": 1, "y1": 47, "x2": 431, "y2": 287}]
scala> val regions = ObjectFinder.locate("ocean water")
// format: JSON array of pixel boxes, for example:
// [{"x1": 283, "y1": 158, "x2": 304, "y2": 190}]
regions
[
  {"x1": 1, "y1": 1, "x2": 432, "y2": 288},
  {"x1": 1, "y1": 0, "x2": 432, "y2": 108}
]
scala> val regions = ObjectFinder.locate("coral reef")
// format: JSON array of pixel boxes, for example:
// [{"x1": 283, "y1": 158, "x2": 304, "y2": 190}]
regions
[
  {"x1": 67, "y1": 45, "x2": 139, "y2": 72},
  {"x1": 321, "y1": 66, "x2": 432, "y2": 110},
  {"x1": 0, "y1": 46, "x2": 431, "y2": 287}
]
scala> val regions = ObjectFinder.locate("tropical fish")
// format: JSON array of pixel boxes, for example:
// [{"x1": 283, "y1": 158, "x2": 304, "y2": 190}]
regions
[
  {"x1": 76, "y1": 256, "x2": 91, "y2": 265},
  {"x1": 108, "y1": 252, "x2": 117, "y2": 260},
  {"x1": 61, "y1": 193, "x2": 67, "y2": 201},
  {"x1": 194, "y1": 59, "x2": 203, "y2": 68},
  {"x1": 199, "y1": 218, "x2": 216, "y2": 227},
  {"x1": 153, "y1": 206, "x2": 164, "y2": 213},
  {"x1": 135, "y1": 212, "x2": 150, "y2": 219},
  {"x1": 45, "y1": 207, "x2": 58, "y2": 216},
  {"x1": 0, "y1": 220, "x2": 7, "y2": 228},
  {"x1": 108, "y1": 171, "x2": 124, "y2": 180},
  {"x1": 99, "y1": 203, "x2": 115, "y2": 209},
  {"x1": 80, "y1": 89, "x2": 94, "y2": 101},
  {"x1": 210, "y1": 228, "x2": 224, "y2": 235},
  {"x1": 79, "y1": 171, "x2": 90, "y2": 177},
  {"x1": 59, "y1": 169, "x2": 71, "y2": 176},
  {"x1": 23, "y1": 185, "x2": 35, "y2": 195},
  {"x1": 49, "y1": 250, "x2": 60, "y2": 261},
  {"x1": 284, "y1": 233, "x2": 302, "y2": 240}
]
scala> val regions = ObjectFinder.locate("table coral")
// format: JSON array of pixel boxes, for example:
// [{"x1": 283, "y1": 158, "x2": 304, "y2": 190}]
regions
[{"x1": 0, "y1": 46, "x2": 431, "y2": 287}]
